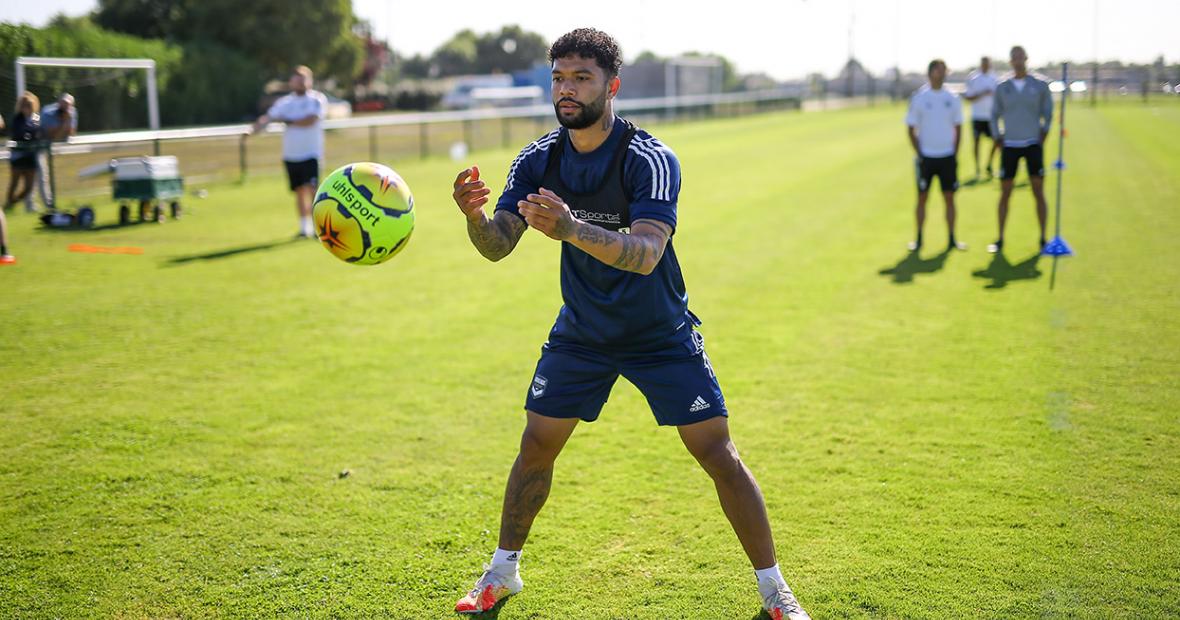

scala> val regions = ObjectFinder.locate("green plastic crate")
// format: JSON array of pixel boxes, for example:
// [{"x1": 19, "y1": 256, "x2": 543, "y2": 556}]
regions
[{"x1": 113, "y1": 177, "x2": 184, "y2": 201}]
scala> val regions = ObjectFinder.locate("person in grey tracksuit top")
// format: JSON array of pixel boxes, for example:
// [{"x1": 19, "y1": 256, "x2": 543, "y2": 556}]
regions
[{"x1": 989, "y1": 45, "x2": 1053, "y2": 253}]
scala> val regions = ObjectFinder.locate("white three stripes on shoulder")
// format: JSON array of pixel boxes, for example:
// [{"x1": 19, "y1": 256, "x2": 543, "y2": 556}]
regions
[
  {"x1": 628, "y1": 137, "x2": 672, "y2": 201},
  {"x1": 505, "y1": 130, "x2": 560, "y2": 192},
  {"x1": 628, "y1": 143, "x2": 664, "y2": 200}
]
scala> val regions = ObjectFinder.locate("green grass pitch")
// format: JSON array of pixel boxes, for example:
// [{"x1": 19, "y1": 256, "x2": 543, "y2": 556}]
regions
[{"x1": 1, "y1": 101, "x2": 1178, "y2": 618}]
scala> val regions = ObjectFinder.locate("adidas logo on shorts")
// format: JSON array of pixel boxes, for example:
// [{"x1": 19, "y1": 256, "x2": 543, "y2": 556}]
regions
[{"x1": 689, "y1": 395, "x2": 711, "y2": 413}]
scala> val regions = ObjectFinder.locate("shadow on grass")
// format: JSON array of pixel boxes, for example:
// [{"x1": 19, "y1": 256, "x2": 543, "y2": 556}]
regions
[
  {"x1": 447, "y1": 596, "x2": 770, "y2": 618},
  {"x1": 34, "y1": 219, "x2": 164, "y2": 234},
  {"x1": 165, "y1": 237, "x2": 304, "y2": 266},
  {"x1": 878, "y1": 249, "x2": 951, "y2": 284},
  {"x1": 960, "y1": 176, "x2": 989, "y2": 188},
  {"x1": 961, "y1": 177, "x2": 1028, "y2": 190},
  {"x1": 972, "y1": 251, "x2": 1043, "y2": 289}
]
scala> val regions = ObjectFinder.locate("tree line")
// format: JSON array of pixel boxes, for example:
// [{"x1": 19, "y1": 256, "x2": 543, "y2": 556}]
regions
[
  {"x1": 1, "y1": 1, "x2": 747, "y2": 128},
  {"x1": 2, "y1": 0, "x2": 363, "y2": 128}
]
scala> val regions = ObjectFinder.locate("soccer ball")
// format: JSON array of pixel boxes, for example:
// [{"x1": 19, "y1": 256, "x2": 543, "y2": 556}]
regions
[{"x1": 312, "y1": 162, "x2": 415, "y2": 265}]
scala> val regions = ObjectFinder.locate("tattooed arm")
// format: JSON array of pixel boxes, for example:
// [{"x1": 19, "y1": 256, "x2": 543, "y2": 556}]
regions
[
  {"x1": 568, "y1": 219, "x2": 670, "y2": 275},
  {"x1": 453, "y1": 166, "x2": 527, "y2": 261},
  {"x1": 468, "y1": 210, "x2": 528, "y2": 262},
  {"x1": 517, "y1": 187, "x2": 671, "y2": 275}
]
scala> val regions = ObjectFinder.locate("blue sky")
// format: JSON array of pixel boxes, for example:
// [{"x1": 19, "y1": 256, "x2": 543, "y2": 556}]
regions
[{"x1": 6, "y1": 0, "x2": 1179, "y2": 79}]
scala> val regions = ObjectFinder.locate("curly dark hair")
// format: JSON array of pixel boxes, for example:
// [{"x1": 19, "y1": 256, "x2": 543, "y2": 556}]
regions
[{"x1": 548, "y1": 28, "x2": 623, "y2": 77}]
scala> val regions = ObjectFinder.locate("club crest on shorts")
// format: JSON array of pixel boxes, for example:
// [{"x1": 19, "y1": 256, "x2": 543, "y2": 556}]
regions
[{"x1": 531, "y1": 374, "x2": 548, "y2": 398}]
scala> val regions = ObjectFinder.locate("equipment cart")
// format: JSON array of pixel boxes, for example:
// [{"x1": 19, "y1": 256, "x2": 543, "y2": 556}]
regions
[{"x1": 112, "y1": 156, "x2": 184, "y2": 224}]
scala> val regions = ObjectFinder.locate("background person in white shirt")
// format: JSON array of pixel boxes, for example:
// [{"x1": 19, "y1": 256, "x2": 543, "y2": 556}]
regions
[
  {"x1": 964, "y1": 57, "x2": 999, "y2": 179},
  {"x1": 250, "y1": 66, "x2": 327, "y2": 238},
  {"x1": 904, "y1": 59, "x2": 964, "y2": 252}
]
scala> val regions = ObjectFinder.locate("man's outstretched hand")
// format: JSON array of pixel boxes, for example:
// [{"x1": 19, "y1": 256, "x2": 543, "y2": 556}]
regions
[
  {"x1": 453, "y1": 166, "x2": 492, "y2": 222},
  {"x1": 518, "y1": 187, "x2": 578, "y2": 241}
]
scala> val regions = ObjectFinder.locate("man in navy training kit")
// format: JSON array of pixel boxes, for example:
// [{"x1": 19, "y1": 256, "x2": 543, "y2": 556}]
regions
[
  {"x1": 449, "y1": 28, "x2": 810, "y2": 620},
  {"x1": 989, "y1": 45, "x2": 1053, "y2": 253},
  {"x1": 905, "y1": 59, "x2": 965, "y2": 252}
]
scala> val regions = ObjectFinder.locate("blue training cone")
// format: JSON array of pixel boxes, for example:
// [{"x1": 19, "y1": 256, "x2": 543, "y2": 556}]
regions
[{"x1": 1042, "y1": 235, "x2": 1074, "y2": 256}]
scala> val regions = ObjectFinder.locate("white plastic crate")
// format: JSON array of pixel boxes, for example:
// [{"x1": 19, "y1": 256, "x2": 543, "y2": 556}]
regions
[{"x1": 112, "y1": 156, "x2": 180, "y2": 180}]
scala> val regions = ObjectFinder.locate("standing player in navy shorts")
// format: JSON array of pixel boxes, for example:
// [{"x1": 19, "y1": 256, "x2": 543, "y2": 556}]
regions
[{"x1": 449, "y1": 28, "x2": 809, "y2": 620}]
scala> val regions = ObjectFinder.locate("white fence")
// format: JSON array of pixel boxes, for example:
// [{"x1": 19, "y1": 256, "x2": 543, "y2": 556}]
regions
[{"x1": 2, "y1": 89, "x2": 800, "y2": 202}]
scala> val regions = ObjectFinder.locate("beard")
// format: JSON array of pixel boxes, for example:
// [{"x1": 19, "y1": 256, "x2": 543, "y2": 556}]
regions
[{"x1": 554, "y1": 88, "x2": 608, "y2": 129}]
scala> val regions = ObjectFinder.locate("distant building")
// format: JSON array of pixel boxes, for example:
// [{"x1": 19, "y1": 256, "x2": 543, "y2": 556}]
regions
[
  {"x1": 619, "y1": 56, "x2": 724, "y2": 99},
  {"x1": 740, "y1": 73, "x2": 779, "y2": 91},
  {"x1": 827, "y1": 58, "x2": 877, "y2": 98},
  {"x1": 441, "y1": 75, "x2": 513, "y2": 109},
  {"x1": 509, "y1": 57, "x2": 724, "y2": 100},
  {"x1": 469, "y1": 85, "x2": 544, "y2": 108},
  {"x1": 513, "y1": 64, "x2": 551, "y2": 92}
]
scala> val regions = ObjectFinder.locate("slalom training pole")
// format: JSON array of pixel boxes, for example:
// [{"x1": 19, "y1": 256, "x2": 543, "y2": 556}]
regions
[{"x1": 1043, "y1": 62, "x2": 1074, "y2": 257}]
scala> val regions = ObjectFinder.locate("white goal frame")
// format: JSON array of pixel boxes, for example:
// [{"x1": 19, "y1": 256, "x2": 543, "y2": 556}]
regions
[{"x1": 15, "y1": 57, "x2": 160, "y2": 130}]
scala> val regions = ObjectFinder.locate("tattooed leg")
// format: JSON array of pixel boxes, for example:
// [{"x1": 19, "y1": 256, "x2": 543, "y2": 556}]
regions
[
  {"x1": 498, "y1": 411, "x2": 578, "y2": 550},
  {"x1": 498, "y1": 458, "x2": 554, "y2": 549}
]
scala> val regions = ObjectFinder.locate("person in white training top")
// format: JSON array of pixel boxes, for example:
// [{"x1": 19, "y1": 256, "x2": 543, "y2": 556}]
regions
[
  {"x1": 904, "y1": 59, "x2": 965, "y2": 252},
  {"x1": 250, "y1": 65, "x2": 328, "y2": 238},
  {"x1": 964, "y1": 56, "x2": 999, "y2": 179}
]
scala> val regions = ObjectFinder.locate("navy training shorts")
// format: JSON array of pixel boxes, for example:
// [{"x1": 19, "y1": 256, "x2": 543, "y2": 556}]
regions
[{"x1": 524, "y1": 331, "x2": 727, "y2": 427}]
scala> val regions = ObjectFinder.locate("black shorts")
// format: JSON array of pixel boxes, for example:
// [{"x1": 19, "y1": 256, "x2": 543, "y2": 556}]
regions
[
  {"x1": 999, "y1": 145, "x2": 1044, "y2": 180},
  {"x1": 914, "y1": 155, "x2": 958, "y2": 193},
  {"x1": 284, "y1": 158, "x2": 319, "y2": 190},
  {"x1": 972, "y1": 119, "x2": 992, "y2": 138}
]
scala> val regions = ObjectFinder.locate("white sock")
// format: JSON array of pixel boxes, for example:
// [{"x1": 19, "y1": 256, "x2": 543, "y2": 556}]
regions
[
  {"x1": 301, "y1": 216, "x2": 314, "y2": 235},
  {"x1": 755, "y1": 564, "x2": 786, "y2": 597},
  {"x1": 490, "y1": 548, "x2": 521, "y2": 574}
]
